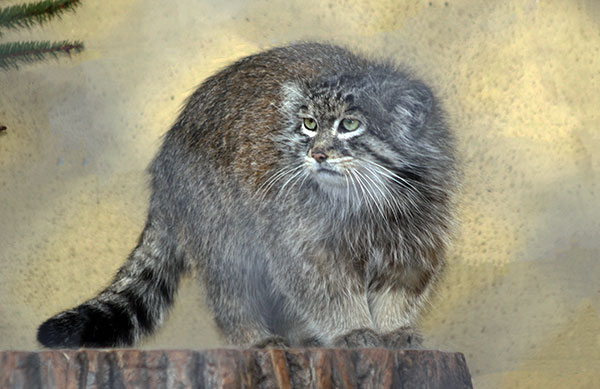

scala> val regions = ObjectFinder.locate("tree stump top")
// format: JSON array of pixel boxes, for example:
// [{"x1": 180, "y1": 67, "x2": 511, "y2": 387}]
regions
[{"x1": 0, "y1": 348, "x2": 472, "y2": 388}]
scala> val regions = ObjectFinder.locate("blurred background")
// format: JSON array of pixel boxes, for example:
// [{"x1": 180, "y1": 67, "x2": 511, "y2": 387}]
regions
[{"x1": 0, "y1": 0, "x2": 598, "y2": 387}]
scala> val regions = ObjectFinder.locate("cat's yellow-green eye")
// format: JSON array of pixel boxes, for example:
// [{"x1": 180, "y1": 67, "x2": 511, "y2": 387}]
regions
[
  {"x1": 341, "y1": 118, "x2": 360, "y2": 132},
  {"x1": 303, "y1": 118, "x2": 317, "y2": 131}
]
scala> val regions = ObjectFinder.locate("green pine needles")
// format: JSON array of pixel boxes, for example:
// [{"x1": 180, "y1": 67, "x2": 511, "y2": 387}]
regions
[
  {"x1": 0, "y1": 0, "x2": 83, "y2": 70},
  {"x1": 0, "y1": 40, "x2": 83, "y2": 69}
]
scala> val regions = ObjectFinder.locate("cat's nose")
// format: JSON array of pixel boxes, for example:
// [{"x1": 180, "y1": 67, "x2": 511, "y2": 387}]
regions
[{"x1": 310, "y1": 149, "x2": 328, "y2": 163}]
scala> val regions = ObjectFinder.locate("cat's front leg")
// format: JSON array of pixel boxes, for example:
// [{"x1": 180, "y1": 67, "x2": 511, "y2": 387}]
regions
[
  {"x1": 271, "y1": 254, "x2": 381, "y2": 347},
  {"x1": 308, "y1": 288, "x2": 382, "y2": 347},
  {"x1": 369, "y1": 286, "x2": 424, "y2": 349},
  {"x1": 369, "y1": 279, "x2": 437, "y2": 349}
]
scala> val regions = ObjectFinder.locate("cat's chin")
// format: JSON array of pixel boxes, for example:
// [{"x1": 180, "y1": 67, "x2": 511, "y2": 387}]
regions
[
  {"x1": 310, "y1": 168, "x2": 347, "y2": 188},
  {"x1": 310, "y1": 170, "x2": 353, "y2": 204}
]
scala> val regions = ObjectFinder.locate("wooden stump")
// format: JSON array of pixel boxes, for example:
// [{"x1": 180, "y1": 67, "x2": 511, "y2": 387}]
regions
[{"x1": 0, "y1": 349, "x2": 472, "y2": 388}]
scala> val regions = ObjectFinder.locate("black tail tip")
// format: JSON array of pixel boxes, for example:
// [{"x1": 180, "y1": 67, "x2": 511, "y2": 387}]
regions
[
  {"x1": 37, "y1": 304, "x2": 135, "y2": 348},
  {"x1": 37, "y1": 310, "x2": 84, "y2": 348}
]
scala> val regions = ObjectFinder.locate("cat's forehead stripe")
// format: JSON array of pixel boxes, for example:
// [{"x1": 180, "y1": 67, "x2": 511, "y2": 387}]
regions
[{"x1": 331, "y1": 118, "x2": 341, "y2": 135}]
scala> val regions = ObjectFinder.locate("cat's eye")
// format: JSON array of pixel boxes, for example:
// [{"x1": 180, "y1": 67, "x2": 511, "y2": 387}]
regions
[
  {"x1": 303, "y1": 118, "x2": 317, "y2": 131},
  {"x1": 341, "y1": 118, "x2": 360, "y2": 132}
]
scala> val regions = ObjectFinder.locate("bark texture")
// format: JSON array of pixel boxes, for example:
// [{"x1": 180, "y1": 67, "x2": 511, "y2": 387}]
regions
[{"x1": 0, "y1": 349, "x2": 472, "y2": 388}]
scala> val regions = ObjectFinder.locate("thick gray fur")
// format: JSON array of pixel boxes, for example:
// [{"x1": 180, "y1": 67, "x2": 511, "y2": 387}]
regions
[{"x1": 37, "y1": 42, "x2": 457, "y2": 349}]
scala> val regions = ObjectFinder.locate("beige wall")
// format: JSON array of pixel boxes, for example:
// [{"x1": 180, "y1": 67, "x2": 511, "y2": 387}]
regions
[{"x1": 1, "y1": 0, "x2": 598, "y2": 387}]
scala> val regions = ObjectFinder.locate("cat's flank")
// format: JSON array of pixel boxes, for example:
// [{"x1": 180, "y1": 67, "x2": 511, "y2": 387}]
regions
[{"x1": 38, "y1": 42, "x2": 457, "y2": 349}]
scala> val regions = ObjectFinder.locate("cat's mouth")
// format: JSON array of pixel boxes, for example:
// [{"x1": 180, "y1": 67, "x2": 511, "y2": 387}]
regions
[
  {"x1": 305, "y1": 162, "x2": 347, "y2": 189},
  {"x1": 303, "y1": 156, "x2": 349, "y2": 188},
  {"x1": 315, "y1": 166, "x2": 340, "y2": 176},
  {"x1": 307, "y1": 160, "x2": 341, "y2": 176}
]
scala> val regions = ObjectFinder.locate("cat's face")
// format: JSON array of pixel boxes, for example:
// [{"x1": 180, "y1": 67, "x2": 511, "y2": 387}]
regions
[{"x1": 273, "y1": 73, "x2": 436, "y2": 212}]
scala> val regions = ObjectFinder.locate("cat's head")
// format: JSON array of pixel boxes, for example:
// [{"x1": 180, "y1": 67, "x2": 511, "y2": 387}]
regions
[{"x1": 272, "y1": 70, "x2": 454, "y2": 213}]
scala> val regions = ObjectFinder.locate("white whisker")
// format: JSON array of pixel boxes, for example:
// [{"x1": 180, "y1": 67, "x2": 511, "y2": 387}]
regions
[
  {"x1": 344, "y1": 172, "x2": 351, "y2": 211},
  {"x1": 349, "y1": 169, "x2": 376, "y2": 217},
  {"x1": 277, "y1": 166, "x2": 307, "y2": 199},
  {"x1": 254, "y1": 164, "x2": 304, "y2": 201},
  {"x1": 364, "y1": 159, "x2": 419, "y2": 193},
  {"x1": 347, "y1": 169, "x2": 362, "y2": 210},
  {"x1": 354, "y1": 169, "x2": 386, "y2": 220},
  {"x1": 362, "y1": 164, "x2": 402, "y2": 215},
  {"x1": 360, "y1": 160, "x2": 423, "y2": 215}
]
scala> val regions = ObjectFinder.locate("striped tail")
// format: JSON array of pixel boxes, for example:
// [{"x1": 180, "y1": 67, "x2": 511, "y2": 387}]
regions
[{"x1": 37, "y1": 219, "x2": 187, "y2": 348}]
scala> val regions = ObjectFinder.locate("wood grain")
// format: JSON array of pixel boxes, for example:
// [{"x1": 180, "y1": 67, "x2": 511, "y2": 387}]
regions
[{"x1": 0, "y1": 349, "x2": 472, "y2": 388}]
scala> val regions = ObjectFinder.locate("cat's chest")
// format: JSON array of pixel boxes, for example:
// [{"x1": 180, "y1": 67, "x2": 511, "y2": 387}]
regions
[{"x1": 306, "y1": 236, "x2": 393, "y2": 274}]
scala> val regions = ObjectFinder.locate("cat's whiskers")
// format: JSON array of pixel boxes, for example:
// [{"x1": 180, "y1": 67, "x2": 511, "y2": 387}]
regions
[
  {"x1": 353, "y1": 168, "x2": 386, "y2": 220},
  {"x1": 363, "y1": 159, "x2": 420, "y2": 196},
  {"x1": 297, "y1": 167, "x2": 311, "y2": 190},
  {"x1": 357, "y1": 167, "x2": 392, "y2": 218},
  {"x1": 361, "y1": 164, "x2": 405, "y2": 223},
  {"x1": 369, "y1": 162, "x2": 418, "y2": 193},
  {"x1": 344, "y1": 172, "x2": 351, "y2": 212},
  {"x1": 360, "y1": 160, "x2": 422, "y2": 217},
  {"x1": 348, "y1": 168, "x2": 377, "y2": 217},
  {"x1": 345, "y1": 168, "x2": 362, "y2": 211},
  {"x1": 255, "y1": 164, "x2": 304, "y2": 202},
  {"x1": 368, "y1": 159, "x2": 447, "y2": 193},
  {"x1": 362, "y1": 164, "x2": 402, "y2": 204},
  {"x1": 255, "y1": 168, "x2": 292, "y2": 200},
  {"x1": 362, "y1": 165, "x2": 394, "y2": 209},
  {"x1": 277, "y1": 166, "x2": 308, "y2": 199}
]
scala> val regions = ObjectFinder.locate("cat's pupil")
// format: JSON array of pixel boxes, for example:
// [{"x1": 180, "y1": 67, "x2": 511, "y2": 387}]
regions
[{"x1": 303, "y1": 118, "x2": 317, "y2": 130}]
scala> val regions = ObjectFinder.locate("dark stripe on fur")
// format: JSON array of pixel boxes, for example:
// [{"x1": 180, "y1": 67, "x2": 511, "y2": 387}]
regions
[
  {"x1": 121, "y1": 289, "x2": 153, "y2": 333},
  {"x1": 357, "y1": 141, "x2": 425, "y2": 185},
  {"x1": 139, "y1": 266, "x2": 173, "y2": 305}
]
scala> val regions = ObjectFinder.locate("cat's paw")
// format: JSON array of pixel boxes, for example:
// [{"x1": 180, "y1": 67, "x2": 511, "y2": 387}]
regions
[
  {"x1": 252, "y1": 335, "x2": 290, "y2": 349},
  {"x1": 333, "y1": 328, "x2": 382, "y2": 348},
  {"x1": 382, "y1": 327, "x2": 423, "y2": 349},
  {"x1": 298, "y1": 336, "x2": 322, "y2": 347}
]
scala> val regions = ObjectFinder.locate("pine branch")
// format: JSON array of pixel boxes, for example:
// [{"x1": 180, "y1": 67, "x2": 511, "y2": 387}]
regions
[
  {"x1": 0, "y1": 40, "x2": 83, "y2": 69},
  {"x1": 0, "y1": 0, "x2": 81, "y2": 34}
]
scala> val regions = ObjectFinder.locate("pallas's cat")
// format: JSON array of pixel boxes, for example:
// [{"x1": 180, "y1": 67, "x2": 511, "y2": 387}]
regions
[{"x1": 38, "y1": 42, "x2": 457, "y2": 349}]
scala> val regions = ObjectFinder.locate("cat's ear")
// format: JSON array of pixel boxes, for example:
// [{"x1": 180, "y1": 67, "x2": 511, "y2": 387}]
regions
[{"x1": 387, "y1": 80, "x2": 434, "y2": 129}]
